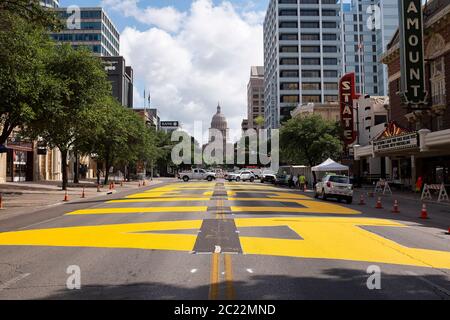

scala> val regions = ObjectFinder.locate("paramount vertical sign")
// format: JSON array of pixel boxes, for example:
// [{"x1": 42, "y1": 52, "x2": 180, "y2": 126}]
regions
[
  {"x1": 398, "y1": 0, "x2": 428, "y2": 107},
  {"x1": 339, "y1": 73, "x2": 357, "y2": 146}
]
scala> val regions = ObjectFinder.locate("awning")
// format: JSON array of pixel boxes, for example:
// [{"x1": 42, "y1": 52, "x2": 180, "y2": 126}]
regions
[{"x1": 312, "y1": 158, "x2": 349, "y2": 172}]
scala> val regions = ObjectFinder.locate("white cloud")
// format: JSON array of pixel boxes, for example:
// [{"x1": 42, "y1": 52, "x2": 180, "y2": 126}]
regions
[
  {"x1": 119, "y1": 0, "x2": 264, "y2": 140},
  {"x1": 102, "y1": 0, "x2": 186, "y2": 32}
]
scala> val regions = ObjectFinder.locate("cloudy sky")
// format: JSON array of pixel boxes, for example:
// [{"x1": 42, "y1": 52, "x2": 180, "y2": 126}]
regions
[{"x1": 61, "y1": 0, "x2": 269, "y2": 141}]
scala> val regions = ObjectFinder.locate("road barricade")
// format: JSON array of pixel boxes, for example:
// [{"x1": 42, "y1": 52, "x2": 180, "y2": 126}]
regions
[
  {"x1": 374, "y1": 179, "x2": 392, "y2": 195},
  {"x1": 421, "y1": 183, "x2": 449, "y2": 203}
]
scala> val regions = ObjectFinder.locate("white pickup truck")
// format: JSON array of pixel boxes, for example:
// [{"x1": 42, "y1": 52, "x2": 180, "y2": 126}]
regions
[{"x1": 178, "y1": 169, "x2": 216, "y2": 182}]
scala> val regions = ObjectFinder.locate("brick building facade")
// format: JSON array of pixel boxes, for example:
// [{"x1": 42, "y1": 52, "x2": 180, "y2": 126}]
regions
[{"x1": 354, "y1": 0, "x2": 450, "y2": 189}]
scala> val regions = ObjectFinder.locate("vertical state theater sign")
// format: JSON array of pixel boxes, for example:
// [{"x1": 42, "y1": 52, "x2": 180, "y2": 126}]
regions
[
  {"x1": 340, "y1": 72, "x2": 357, "y2": 146},
  {"x1": 398, "y1": 0, "x2": 428, "y2": 107}
]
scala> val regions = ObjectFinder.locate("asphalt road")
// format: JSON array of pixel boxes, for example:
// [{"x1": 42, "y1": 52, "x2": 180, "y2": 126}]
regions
[{"x1": 0, "y1": 179, "x2": 449, "y2": 300}]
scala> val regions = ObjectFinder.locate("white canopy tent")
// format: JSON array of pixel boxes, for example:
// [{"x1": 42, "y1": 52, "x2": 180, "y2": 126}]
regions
[{"x1": 312, "y1": 158, "x2": 349, "y2": 174}]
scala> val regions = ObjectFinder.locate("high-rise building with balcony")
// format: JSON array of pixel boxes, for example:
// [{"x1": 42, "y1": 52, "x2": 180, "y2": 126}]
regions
[
  {"x1": 264, "y1": 0, "x2": 343, "y2": 129},
  {"x1": 49, "y1": 7, "x2": 120, "y2": 57}
]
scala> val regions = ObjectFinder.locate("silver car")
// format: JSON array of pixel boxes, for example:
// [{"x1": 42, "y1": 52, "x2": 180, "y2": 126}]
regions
[{"x1": 314, "y1": 175, "x2": 353, "y2": 204}]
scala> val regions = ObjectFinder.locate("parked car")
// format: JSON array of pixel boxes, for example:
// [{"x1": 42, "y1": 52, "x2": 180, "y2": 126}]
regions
[
  {"x1": 260, "y1": 170, "x2": 276, "y2": 183},
  {"x1": 314, "y1": 174, "x2": 353, "y2": 204},
  {"x1": 226, "y1": 170, "x2": 256, "y2": 182},
  {"x1": 178, "y1": 169, "x2": 216, "y2": 182}
]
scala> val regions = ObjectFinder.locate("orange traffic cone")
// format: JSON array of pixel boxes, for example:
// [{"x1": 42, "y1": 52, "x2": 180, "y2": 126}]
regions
[
  {"x1": 63, "y1": 190, "x2": 69, "y2": 202},
  {"x1": 81, "y1": 187, "x2": 85, "y2": 198},
  {"x1": 420, "y1": 203, "x2": 428, "y2": 219},
  {"x1": 391, "y1": 199, "x2": 400, "y2": 213},
  {"x1": 358, "y1": 194, "x2": 365, "y2": 205},
  {"x1": 375, "y1": 197, "x2": 383, "y2": 209}
]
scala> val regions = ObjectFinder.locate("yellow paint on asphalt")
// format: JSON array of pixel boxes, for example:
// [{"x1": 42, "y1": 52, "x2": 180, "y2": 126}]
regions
[
  {"x1": 0, "y1": 217, "x2": 449, "y2": 269},
  {"x1": 224, "y1": 254, "x2": 235, "y2": 300},
  {"x1": 235, "y1": 217, "x2": 450, "y2": 269},
  {"x1": 0, "y1": 220, "x2": 201, "y2": 251},
  {"x1": 231, "y1": 201, "x2": 360, "y2": 215},
  {"x1": 209, "y1": 253, "x2": 220, "y2": 300},
  {"x1": 66, "y1": 206, "x2": 208, "y2": 215},
  {"x1": 107, "y1": 198, "x2": 210, "y2": 203}
]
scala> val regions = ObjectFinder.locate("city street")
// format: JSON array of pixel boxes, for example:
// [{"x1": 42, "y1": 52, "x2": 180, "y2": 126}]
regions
[{"x1": 0, "y1": 179, "x2": 449, "y2": 300}]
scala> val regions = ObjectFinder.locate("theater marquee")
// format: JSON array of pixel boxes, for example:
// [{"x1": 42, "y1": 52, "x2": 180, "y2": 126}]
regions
[
  {"x1": 398, "y1": 0, "x2": 428, "y2": 107},
  {"x1": 339, "y1": 73, "x2": 357, "y2": 146}
]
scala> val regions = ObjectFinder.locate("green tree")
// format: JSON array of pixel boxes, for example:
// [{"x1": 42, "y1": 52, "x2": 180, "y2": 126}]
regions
[
  {"x1": 0, "y1": 0, "x2": 61, "y2": 30},
  {"x1": 280, "y1": 114, "x2": 343, "y2": 182},
  {"x1": 26, "y1": 45, "x2": 112, "y2": 190},
  {"x1": 0, "y1": 12, "x2": 56, "y2": 146},
  {"x1": 254, "y1": 115, "x2": 265, "y2": 128},
  {"x1": 78, "y1": 99, "x2": 158, "y2": 185}
]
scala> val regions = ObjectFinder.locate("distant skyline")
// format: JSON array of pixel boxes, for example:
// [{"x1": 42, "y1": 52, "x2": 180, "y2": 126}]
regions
[{"x1": 60, "y1": 0, "x2": 268, "y2": 137}]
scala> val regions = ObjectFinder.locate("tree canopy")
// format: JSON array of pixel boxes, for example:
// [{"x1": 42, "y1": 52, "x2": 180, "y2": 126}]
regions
[{"x1": 280, "y1": 114, "x2": 343, "y2": 171}]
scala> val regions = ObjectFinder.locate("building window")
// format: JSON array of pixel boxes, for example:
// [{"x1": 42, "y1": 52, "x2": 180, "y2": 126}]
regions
[
  {"x1": 280, "y1": 33, "x2": 298, "y2": 40},
  {"x1": 323, "y1": 58, "x2": 338, "y2": 65},
  {"x1": 324, "y1": 95, "x2": 338, "y2": 102},
  {"x1": 300, "y1": 10, "x2": 319, "y2": 16},
  {"x1": 302, "y1": 95, "x2": 321, "y2": 103},
  {"x1": 301, "y1": 22, "x2": 320, "y2": 28},
  {"x1": 280, "y1": 46, "x2": 299, "y2": 53},
  {"x1": 279, "y1": 21, "x2": 298, "y2": 28},
  {"x1": 302, "y1": 70, "x2": 320, "y2": 78},
  {"x1": 301, "y1": 46, "x2": 320, "y2": 53},
  {"x1": 302, "y1": 83, "x2": 320, "y2": 90},
  {"x1": 324, "y1": 83, "x2": 338, "y2": 90},
  {"x1": 281, "y1": 70, "x2": 299, "y2": 77},
  {"x1": 280, "y1": 9, "x2": 298, "y2": 16},
  {"x1": 430, "y1": 57, "x2": 446, "y2": 106},
  {"x1": 323, "y1": 46, "x2": 337, "y2": 53},
  {"x1": 322, "y1": 22, "x2": 337, "y2": 28},
  {"x1": 280, "y1": 58, "x2": 298, "y2": 65},
  {"x1": 301, "y1": 33, "x2": 320, "y2": 41},
  {"x1": 281, "y1": 95, "x2": 299, "y2": 103},
  {"x1": 323, "y1": 34, "x2": 337, "y2": 41},
  {"x1": 323, "y1": 70, "x2": 338, "y2": 77},
  {"x1": 281, "y1": 83, "x2": 299, "y2": 90},
  {"x1": 302, "y1": 58, "x2": 320, "y2": 65},
  {"x1": 322, "y1": 9, "x2": 337, "y2": 16}
]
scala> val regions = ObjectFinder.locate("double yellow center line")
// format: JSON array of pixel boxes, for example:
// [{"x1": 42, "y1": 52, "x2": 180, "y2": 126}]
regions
[{"x1": 209, "y1": 197, "x2": 235, "y2": 300}]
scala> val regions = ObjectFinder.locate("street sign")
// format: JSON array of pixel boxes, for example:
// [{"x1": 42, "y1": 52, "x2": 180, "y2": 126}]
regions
[
  {"x1": 339, "y1": 73, "x2": 357, "y2": 146},
  {"x1": 398, "y1": 0, "x2": 428, "y2": 107},
  {"x1": 160, "y1": 121, "x2": 179, "y2": 127}
]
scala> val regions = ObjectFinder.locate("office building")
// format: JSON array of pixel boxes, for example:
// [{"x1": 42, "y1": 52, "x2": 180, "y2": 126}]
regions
[
  {"x1": 247, "y1": 66, "x2": 265, "y2": 129},
  {"x1": 264, "y1": 0, "x2": 342, "y2": 129},
  {"x1": 102, "y1": 56, "x2": 133, "y2": 108},
  {"x1": 40, "y1": 0, "x2": 59, "y2": 8},
  {"x1": 50, "y1": 7, "x2": 120, "y2": 57},
  {"x1": 342, "y1": 0, "x2": 399, "y2": 96}
]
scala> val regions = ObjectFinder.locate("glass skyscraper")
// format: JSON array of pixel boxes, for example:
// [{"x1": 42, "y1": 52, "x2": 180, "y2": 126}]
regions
[
  {"x1": 342, "y1": 0, "x2": 398, "y2": 96},
  {"x1": 49, "y1": 7, "x2": 120, "y2": 57}
]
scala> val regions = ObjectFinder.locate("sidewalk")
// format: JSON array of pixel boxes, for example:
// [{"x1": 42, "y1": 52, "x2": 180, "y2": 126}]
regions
[
  {"x1": 354, "y1": 185, "x2": 450, "y2": 207},
  {"x1": 0, "y1": 178, "x2": 173, "y2": 220}
]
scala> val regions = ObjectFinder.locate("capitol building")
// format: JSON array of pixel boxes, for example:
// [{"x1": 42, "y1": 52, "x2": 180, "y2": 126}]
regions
[{"x1": 205, "y1": 103, "x2": 230, "y2": 162}]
